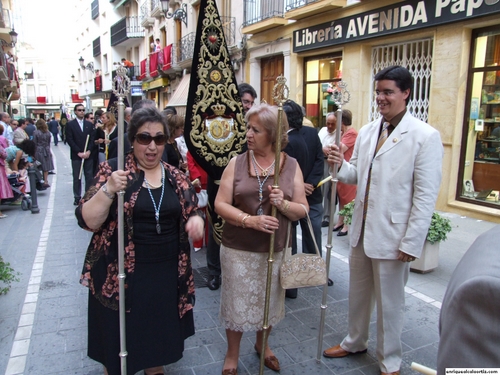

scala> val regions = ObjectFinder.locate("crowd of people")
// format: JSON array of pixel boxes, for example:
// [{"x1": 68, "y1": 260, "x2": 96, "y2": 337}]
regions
[
  {"x1": 2, "y1": 65, "x2": 461, "y2": 375},
  {"x1": 0, "y1": 113, "x2": 54, "y2": 218}
]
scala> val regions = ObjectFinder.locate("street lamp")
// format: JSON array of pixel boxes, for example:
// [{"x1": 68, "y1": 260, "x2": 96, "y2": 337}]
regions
[
  {"x1": 160, "y1": 0, "x2": 188, "y2": 27},
  {"x1": 79, "y1": 56, "x2": 95, "y2": 73},
  {"x1": 0, "y1": 28, "x2": 18, "y2": 48}
]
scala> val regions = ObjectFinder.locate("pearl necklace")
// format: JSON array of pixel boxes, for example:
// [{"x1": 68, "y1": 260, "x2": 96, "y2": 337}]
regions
[
  {"x1": 250, "y1": 152, "x2": 275, "y2": 215},
  {"x1": 250, "y1": 151, "x2": 276, "y2": 177}
]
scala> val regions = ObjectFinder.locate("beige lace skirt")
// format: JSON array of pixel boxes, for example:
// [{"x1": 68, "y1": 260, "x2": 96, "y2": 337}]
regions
[{"x1": 219, "y1": 244, "x2": 285, "y2": 332}]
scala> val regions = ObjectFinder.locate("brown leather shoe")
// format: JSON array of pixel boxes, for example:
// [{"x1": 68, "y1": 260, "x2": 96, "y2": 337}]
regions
[
  {"x1": 323, "y1": 344, "x2": 367, "y2": 358},
  {"x1": 381, "y1": 372, "x2": 400, "y2": 375},
  {"x1": 222, "y1": 369, "x2": 237, "y2": 375},
  {"x1": 254, "y1": 345, "x2": 280, "y2": 372}
]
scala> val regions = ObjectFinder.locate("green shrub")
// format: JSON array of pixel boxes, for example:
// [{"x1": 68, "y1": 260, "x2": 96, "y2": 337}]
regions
[
  {"x1": 426, "y1": 212, "x2": 452, "y2": 244},
  {"x1": 338, "y1": 200, "x2": 355, "y2": 225},
  {"x1": 0, "y1": 255, "x2": 20, "y2": 295}
]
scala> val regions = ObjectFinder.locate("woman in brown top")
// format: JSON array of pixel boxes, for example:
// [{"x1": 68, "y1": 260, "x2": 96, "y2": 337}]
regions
[{"x1": 215, "y1": 104, "x2": 308, "y2": 375}]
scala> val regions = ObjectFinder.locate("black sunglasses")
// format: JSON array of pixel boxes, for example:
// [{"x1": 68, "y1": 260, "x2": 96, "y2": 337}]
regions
[{"x1": 135, "y1": 133, "x2": 167, "y2": 145}]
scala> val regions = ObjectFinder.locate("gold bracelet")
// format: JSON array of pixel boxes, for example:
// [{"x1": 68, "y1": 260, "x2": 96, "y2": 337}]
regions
[
  {"x1": 236, "y1": 212, "x2": 245, "y2": 226},
  {"x1": 279, "y1": 199, "x2": 290, "y2": 215},
  {"x1": 241, "y1": 214, "x2": 251, "y2": 229}
]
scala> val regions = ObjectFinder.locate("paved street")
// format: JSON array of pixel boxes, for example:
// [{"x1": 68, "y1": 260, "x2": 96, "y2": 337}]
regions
[{"x1": 0, "y1": 143, "x2": 497, "y2": 375}]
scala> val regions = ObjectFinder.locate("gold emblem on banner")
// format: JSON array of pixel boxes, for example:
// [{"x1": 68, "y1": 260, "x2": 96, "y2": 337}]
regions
[{"x1": 187, "y1": 0, "x2": 246, "y2": 168}]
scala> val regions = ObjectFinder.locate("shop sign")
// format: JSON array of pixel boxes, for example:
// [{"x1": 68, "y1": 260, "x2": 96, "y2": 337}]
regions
[
  {"x1": 131, "y1": 87, "x2": 143, "y2": 96},
  {"x1": 293, "y1": 0, "x2": 500, "y2": 52}
]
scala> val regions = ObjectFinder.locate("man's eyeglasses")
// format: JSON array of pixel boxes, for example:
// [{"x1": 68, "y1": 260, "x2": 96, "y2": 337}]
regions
[
  {"x1": 242, "y1": 99, "x2": 254, "y2": 106},
  {"x1": 75, "y1": 109, "x2": 85, "y2": 112},
  {"x1": 375, "y1": 90, "x2": 400, "y2": 97},
  {"x1": 135, "y1": 133, "x2": 167, "y2": 146}
]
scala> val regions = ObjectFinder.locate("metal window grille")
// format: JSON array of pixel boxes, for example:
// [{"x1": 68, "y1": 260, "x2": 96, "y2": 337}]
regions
[{"x1": 370, "y1": 39, "x2": 433, "y2": 123}]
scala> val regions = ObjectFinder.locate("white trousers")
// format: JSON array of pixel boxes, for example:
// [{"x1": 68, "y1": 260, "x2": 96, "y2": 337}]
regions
[{"x1": 341, "y1": 233, "x2": 409, "y2": 373}]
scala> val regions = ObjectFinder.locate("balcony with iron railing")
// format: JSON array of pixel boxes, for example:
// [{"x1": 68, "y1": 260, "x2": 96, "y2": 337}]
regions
[
  {"x1": 112, "y1": 65, "x2": 141, "y2": 81},
  {"x1": 140, "y1": 1, "x2": 155, "y2": 27},
  {"x1": 242, "y1": 0, "x2": 287, "y2": 34},
  {"x1": 150, "y1": 0, "x2": 163, "y2": 18},
  {"x1": 111, "y1": 16, "x2": 145, "y2": 46},
  {"x1": 220, "y1": 16, "x2": 236, "y2": 47},
  {"x1": 178, "y1": 32, "x2": 196, "y2": 69},
  {"x1": 285, "y1": 0, "x2": 346, "y2": 20}
]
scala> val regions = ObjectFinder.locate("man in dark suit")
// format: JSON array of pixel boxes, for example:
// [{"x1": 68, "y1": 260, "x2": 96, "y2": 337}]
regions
[
  {"x1": 48, "y1": 117, "x2": 60, "y2": 146},
  {"x1": 66, "y1": 104, "x2": 95, "y2": 205},
  {"x1": 437, "y1": 225, "x2": 500, "y2": 373},
  {"x1": 283, "y1": 100, "x2": 331, "y2": 298}
]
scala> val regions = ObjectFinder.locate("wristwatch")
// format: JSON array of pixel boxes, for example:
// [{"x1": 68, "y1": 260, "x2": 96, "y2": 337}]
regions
[{"x1": 101, "y1": 183, "x2": 115, "y2": 200}]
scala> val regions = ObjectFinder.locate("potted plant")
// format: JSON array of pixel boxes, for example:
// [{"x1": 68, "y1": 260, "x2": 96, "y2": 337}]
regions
[{"x1": 411, "y1": 212, "x2": 452, "y2": 273}]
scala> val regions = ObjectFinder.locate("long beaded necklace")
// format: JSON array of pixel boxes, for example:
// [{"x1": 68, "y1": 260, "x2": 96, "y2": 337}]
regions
[
  {"x1": 250, "y1": 150, "x2": 275, "y2": 177},
  {"x1": 250, "y1": 152, "x2": 275, "y2": 215},
  {"x1": 144, "y1": 166, "x2": 165, "y2": 234}
]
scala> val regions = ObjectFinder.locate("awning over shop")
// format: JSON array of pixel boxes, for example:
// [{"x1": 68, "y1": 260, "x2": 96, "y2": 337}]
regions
[{"x1": 167, "y1": 73, "x2": 190, "y2": 116}]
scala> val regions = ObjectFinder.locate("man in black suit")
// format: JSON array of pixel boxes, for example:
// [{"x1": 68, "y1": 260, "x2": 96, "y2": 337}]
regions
[
  {"x1": 48, "y1": 117, "x2": 60, "y2": 146},
  {"x1": 66, "y1": 104, "x2": 95, "y2": 205}
]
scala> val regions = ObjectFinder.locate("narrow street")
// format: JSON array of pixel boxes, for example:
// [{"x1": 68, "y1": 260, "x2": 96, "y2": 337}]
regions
[{"x1": 0, "y1": 143, "x2": 497, "y2": 375}]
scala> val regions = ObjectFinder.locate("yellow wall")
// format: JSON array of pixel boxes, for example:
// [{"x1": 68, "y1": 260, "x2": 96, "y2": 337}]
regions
[{"x1": 245, "y1": 2, "x2": 500, "y2": 222}]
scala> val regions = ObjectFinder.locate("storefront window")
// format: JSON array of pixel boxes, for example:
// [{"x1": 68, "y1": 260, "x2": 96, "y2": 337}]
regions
[
  {"x1": 460, "y1": 27, "x2": 500, "y2": 207},
  {"x1": 303, "y1": 54, "x2": 342, "y2": 128}
]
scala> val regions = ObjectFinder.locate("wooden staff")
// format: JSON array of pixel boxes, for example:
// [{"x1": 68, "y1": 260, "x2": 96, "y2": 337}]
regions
[
  {"x1": 259, "y1": 75, "x2": 289, "y2": 375},
  {"x1": 112, "y1": 65, "x2": 131, "y2": 375},
  {"x1": 317, "y1": 81, "x2": 351, "y2": 361},
  {"x1": 79, "y1": 135, "x2": 90, "y2": 180}
]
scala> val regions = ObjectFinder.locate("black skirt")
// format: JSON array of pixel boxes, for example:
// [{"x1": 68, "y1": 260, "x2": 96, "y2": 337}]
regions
[{"x1": 87, "y1": 184, "x2": 195, "y2": 375}]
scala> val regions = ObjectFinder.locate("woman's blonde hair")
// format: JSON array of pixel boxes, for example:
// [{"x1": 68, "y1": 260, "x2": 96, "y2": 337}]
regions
[
  {"x1": 103, "y1": 112, "x2": 116, "y2": 132},
  {"x1": 245, "y1": 103, "x2": 289, "y2": 152}
]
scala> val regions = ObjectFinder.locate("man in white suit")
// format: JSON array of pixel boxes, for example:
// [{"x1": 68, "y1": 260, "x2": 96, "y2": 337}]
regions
[
  {"x1": 437, "y1": 225, "x2": 500, "y2": 373},
  {"x1": 323, "y1": 66, "x2": 443, "y2": 375}
]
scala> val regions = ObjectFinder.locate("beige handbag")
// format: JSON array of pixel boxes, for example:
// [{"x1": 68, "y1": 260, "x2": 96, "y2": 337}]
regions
[{"x1": 280, "y1": 204, "x2": 327, "y2": 289}]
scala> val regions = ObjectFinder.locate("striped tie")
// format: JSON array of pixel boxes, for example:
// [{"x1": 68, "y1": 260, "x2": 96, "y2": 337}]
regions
[
  {"x1": 375, "y1": 121, "x2": 391, "y2": 154},
  {"x1": 363, "y1": 121, "x2": 392, "y2": 220}
]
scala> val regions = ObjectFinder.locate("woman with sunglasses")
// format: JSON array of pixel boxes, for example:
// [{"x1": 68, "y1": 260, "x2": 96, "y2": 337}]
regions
[{"x1": 76, "y1": 107, "x2": 205, "y2": 375}]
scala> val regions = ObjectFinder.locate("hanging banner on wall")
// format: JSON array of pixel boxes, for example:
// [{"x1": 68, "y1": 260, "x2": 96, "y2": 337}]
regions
[{"x1": 293, "y1": 0, "x2": 500, "y2": 52}]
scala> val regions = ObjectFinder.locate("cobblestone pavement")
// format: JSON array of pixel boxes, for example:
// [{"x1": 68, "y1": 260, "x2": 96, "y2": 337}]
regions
[{"x1": 0, "y1": 142, "x2": 497, "y2": 375}]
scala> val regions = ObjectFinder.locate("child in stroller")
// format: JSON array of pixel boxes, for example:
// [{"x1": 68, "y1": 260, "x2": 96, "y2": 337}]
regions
[{"x1": 5, "y1": 171, "x2": 32, "y2": 211}]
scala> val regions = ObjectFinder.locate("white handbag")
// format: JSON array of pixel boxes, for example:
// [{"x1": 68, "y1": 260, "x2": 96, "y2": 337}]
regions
[{"x1": 280, "y1": 204, "x2": 327, "y2": 289}]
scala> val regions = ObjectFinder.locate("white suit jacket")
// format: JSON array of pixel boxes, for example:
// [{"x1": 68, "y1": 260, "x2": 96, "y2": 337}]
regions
[{"x1": 335, "y1": 111, "x2": 443, "y2": 259}]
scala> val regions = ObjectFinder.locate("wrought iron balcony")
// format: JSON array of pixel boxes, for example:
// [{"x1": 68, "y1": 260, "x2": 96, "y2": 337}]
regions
[
  {"x1": 179, "y1": 32, "x2": 196, "y2": 67},
  {"x1": 112, "y1": 65, "x2": 140, "y2": 81},
  {"x1": 140, "y1": 1, "x2": 155, "y2": 27},
  {"x1": 220, "y1": 16, "x2": 236, "y2": 47},
  {"x1": 242, "y1": 0, "x2": 287, "y2": 34},
  {"x1": 111, "y1": 16, "x2": 145, "y2": 46},
  {"x1": 150, "y1": 0, "x2": 163, "y2": 18},
  {"x1": 285, "y1": 0, "x2": 346, "y2": 20}
]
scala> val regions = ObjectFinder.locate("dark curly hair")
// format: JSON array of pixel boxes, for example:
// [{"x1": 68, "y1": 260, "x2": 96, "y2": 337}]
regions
[{"x1": 18, "y1": 139, "x2": 36, "y2": 156}]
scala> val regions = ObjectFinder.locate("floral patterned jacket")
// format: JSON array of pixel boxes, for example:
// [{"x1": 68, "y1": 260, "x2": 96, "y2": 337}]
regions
[{"x1": 77, "y1": 152, "x2": 201, "y2": 317}]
